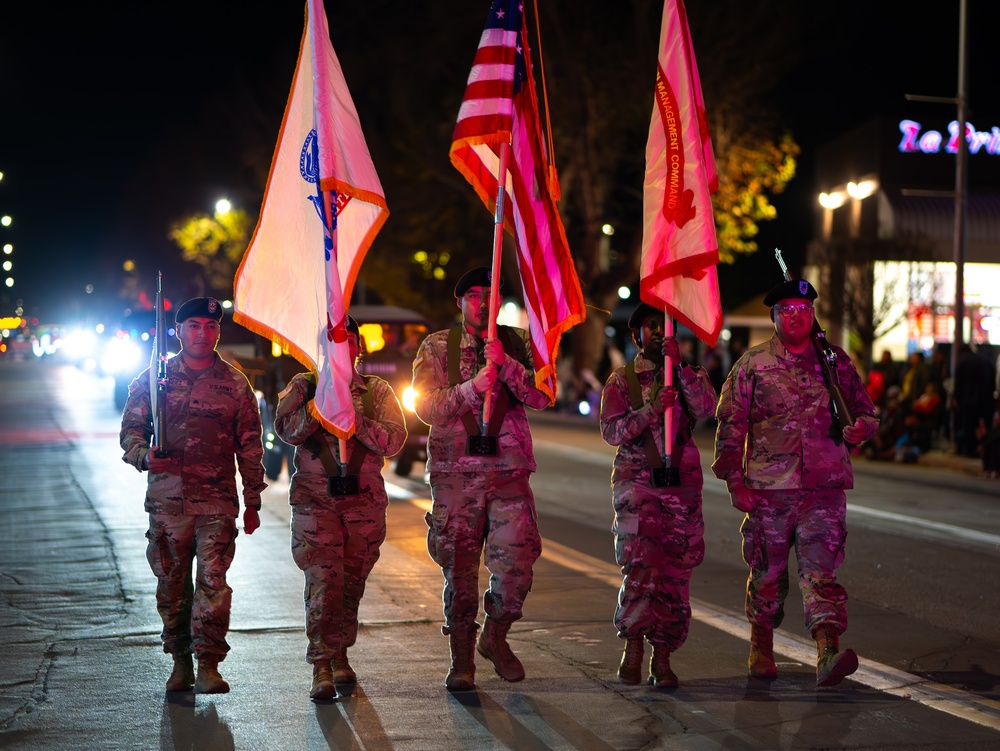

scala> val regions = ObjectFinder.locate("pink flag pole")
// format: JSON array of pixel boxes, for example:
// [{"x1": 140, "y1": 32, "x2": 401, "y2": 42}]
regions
[
  {"x1": 663, "y1": 312, "x2": 675, "y2": 466},
  {"x1": 481, "y1": 140, "x2": 510, "y2": 432}
]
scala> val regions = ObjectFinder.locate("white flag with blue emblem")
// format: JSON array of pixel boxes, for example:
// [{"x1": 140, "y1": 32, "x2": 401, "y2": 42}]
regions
[{"x1": 234, "y1": 0, "x2": 388, "y2": 439}]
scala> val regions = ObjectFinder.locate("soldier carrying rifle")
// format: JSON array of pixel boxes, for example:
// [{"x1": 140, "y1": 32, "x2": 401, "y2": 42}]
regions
[
  {"x1": 120, "y1": 295, "x2": 266, "y2": 695},
  {"x1": 712, "y1": 256, "x2": 879, "y2": 687}
]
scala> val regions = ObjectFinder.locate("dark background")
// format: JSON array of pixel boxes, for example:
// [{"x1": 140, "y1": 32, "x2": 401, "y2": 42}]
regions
[{"x1": 1, "y1": 1, "x2": 996, "y2": 323}]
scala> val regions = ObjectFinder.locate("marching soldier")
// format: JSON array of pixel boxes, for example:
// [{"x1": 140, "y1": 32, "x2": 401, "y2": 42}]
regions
[
  {"x1": 713, "y1": 279, "x2": 878, "y2": 687},
  {"x1": 411, "y1": 267, "x2": 547, "y2": 691},
  {"x1": 274, "y1": 315, "x2": 406, "y2": 700},
  {"x1": 600, "y1": 302, "x2": 717, "y2": 688},
  {"x1": 120, "y1": 297, "x2": 266, "y2": 694}
]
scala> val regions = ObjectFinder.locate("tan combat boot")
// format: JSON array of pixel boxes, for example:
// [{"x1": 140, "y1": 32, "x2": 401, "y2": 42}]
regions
[
  {"x1": 165, "y1": 653, "x2": 195, "y2": 692},
  {"x1": 648, "y1": 644, "x2": 678, "y2": 688},
  {"x1": 748, "y1": 625, "x2": 778, "y2": 679},
  {"x1": 445, "y1": 625, "x2": 477, "y2": 691},
  {"x1": 333, "y1": 648, "x2": 357, "y2": 684},
  {"x1": 814, "y1": 625, "x2": 858, "y2": 687},
  {"x1": 194, "y1": 655, "x2": 230, "y2": 694},
  {"x1": 617, "y1": 638, "x2": 644, "y2": 685},
  {"x1": 310, "y1": 660, "x2": 336, "y2": 701},
  {"x1": 477, "y1": 616, "x2": 525, "y2": 682}
]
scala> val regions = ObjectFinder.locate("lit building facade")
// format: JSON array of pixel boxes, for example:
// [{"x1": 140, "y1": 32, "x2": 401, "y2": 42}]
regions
[{"x1": 807, "y1": 113, "x2": 1000, "y2": 363}]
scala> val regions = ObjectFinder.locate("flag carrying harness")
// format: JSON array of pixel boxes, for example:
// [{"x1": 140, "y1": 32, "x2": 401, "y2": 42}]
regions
[
  {"x1": 447, "y1": 326, "x2": 524, "y2": 446},
  {"x1": 305, "y1": 374, "x2": 376, "y2": 495},
  {"x1": 625, "y1": 360, "x2": 691, "y2": 483}
]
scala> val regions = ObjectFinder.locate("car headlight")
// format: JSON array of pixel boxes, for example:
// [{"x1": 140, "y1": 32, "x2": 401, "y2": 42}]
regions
[
  {"x1": 401, "y1": 385, "x2": 418, "y2": 412},
  {"x1": 102, "y1": 337, "x2": 144, "y2": 375}
]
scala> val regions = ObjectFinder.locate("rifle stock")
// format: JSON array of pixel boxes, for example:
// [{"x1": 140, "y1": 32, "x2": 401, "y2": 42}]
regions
[{"x1": 773, "y1": 250, "x2": 855, "y2": 443}]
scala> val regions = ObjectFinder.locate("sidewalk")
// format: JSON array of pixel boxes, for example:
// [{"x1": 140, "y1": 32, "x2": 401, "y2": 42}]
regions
[{"x1": 911, "y1": 447, "x2": 987, "y2": 477}]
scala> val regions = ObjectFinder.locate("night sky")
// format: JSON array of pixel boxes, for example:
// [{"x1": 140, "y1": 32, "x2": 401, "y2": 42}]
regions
[{"x1": 1, "y1": 1, "x2": 996, "y2": 324}]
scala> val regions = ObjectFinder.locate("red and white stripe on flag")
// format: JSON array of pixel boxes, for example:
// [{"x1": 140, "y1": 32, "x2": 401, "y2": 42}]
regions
[
  {"x1": 450, "y1": 0, "x2": 585, "y2": 405},
  {"x1": 233, "y1": 0, "x2": 388, "y2": 439},
  {"x1": 640, "y1": 0, "x2": 722, "y2": 347}
]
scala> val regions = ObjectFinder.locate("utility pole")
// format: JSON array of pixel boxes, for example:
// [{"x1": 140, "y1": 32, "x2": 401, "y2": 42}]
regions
[{"x1": 905, "y1": 0, "x2": 969, "y2": 404}]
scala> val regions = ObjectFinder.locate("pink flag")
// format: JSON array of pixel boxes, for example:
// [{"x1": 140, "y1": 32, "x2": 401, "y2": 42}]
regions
[
  {"x1": 640, "y1": 0, "x2": 722, "y2": 346},
  {"x1": 233, "y1": 0, "x2": 388, "y2": 438},
  {"x1": 450, "y1": 0, "x2": 586, "y2": 405}
]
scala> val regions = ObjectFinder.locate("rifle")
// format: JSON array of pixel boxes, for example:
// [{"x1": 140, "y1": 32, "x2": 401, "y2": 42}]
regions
[
  {"x1": 773, "y1": 249, "x2": 855, "y2": 444},
  {"x1": 152, "y1": 271, "x2": 168, "y2": 457}
]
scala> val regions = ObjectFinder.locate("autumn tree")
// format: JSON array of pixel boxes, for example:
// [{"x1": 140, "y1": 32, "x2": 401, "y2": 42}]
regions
[{"x1": 168, "y1": 204, "x2": 252, "y2": 298}]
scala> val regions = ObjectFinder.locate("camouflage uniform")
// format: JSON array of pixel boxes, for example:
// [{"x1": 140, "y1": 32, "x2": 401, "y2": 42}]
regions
[
  {"x1": 713, "y1": 335, "x2": 878, "y2": 636},
  {"x1": 274, "y1": 371, "x2": 406, "y2": 663},
  {"x1": 412, "y1": 326, "x2": 547, "y2": 631},
  {"x1": 600, "y1": 354, "x2": 717, "y2": 650},
  {"x1": 120, "y1": 353, "x2": 265, "y2": 660}
]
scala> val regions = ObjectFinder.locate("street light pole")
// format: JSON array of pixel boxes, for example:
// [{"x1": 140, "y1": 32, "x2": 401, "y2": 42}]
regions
[
  {"x1": 951, "y1": 0, "x2": 968, "y2": 383},
  {"x1": 905, "y1": 0, "x2": 969, "y2": 448}
]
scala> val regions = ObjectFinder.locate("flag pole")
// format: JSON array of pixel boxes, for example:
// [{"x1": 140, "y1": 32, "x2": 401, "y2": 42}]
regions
[
  {"x1": 321, "y1": 187, "x2": 351, "y2": 473},
  {"x1": 481, "y1": 140, "x2": 511, "y2": 432},
  {"x1": 663, "y1": 311, "x2": 675, "y2": 470}
]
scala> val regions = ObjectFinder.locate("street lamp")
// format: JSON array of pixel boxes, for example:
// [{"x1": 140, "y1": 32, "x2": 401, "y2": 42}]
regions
[{"x1": 215, "y1": 198, "x2": 231, "y2": 216}]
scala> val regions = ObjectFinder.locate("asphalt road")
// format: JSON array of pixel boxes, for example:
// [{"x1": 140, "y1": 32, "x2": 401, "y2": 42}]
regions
[{"x1": 1, "y1": 358, "x2": 999, "y2": 750}]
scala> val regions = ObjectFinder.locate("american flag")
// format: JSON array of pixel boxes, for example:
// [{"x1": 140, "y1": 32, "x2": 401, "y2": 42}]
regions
[
  {"x1": 450, "y1": 0, "x2": 585, "y2": 406},
  {"x1": 640, "y1": 0, "x2": 722, "y2": 347}
]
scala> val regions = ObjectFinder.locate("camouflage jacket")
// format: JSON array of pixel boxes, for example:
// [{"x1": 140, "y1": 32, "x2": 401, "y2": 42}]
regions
[
  {"x1": 601, "y1": 353, "x2": 717, "y2": 482},
  {"x1": 712, "y1": 334, "x2": 878, "y2": 491},
  {"x1": 274, "y1": 371, "x2": 406, "y2": 504},
  {"x1": 120, "y1": 353, "x2": 267, "y2": 516},
  {"x1": 412, "y1": 326, "x2": 548, "y2": 473}
]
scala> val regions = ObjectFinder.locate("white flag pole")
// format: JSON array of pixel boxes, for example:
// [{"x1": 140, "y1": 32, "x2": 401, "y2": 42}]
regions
[
  {"x1": 322, "y1": 188, "x2": 351, "y2": 473},
  {"x1": 482, "y1": 140, "x2": 510, "y2": 432}
]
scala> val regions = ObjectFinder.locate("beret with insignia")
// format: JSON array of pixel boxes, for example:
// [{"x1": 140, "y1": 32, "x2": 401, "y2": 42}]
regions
[
  {"x1": 763, "y1": 279, "x2": 818, "y2": 307},
  {"x1": 454, "y1": 266, "x2": 505, "y2": 297},
  {"x1": 175, "y1": 297, "x2": 224, "y2": 323}
]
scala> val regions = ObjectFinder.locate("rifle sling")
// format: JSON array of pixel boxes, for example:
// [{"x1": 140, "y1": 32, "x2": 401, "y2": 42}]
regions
[{"x1": 625, "y1": 361, "x2": 691, "y2": 470}]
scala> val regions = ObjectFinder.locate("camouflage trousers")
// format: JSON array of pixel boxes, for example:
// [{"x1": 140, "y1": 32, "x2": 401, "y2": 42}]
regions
[
  {"x1": 290, "y1": 495, "x2": 387, "y2": 663},
  {"x1": 145, "y1": 513, "x2": 238, "y2": 659},
  {"x1": 425, "y1": 470, "x2": 541, "y2": 631},
  {"x1": 740, "y1": 488, "x2": 849, "y2": 636},
  {"x1": 612, "y1": 477, "x2": 705, "y2": 650}
]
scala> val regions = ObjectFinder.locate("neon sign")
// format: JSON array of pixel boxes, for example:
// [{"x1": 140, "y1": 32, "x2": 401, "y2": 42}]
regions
[{"x1": 899, "y1": 120, "x2": 1000, "y2": 155}]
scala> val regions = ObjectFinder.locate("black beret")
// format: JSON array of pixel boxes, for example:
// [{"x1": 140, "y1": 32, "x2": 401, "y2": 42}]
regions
[
  {"x1": 345, "y1": 315, "x2": 359, "y2": 338},
  {"x1": 454, "y1": 266, "x2": 504, "y2": 297},
  {"x1": 175, "y1": 297, "x2": 224, "y2": 323},
  {"x1": 763, "y1": 279, "x2": 818, "y2": 307},
  {"x1": 626, "y1": 302, "x2": 664, "y2": 331}
]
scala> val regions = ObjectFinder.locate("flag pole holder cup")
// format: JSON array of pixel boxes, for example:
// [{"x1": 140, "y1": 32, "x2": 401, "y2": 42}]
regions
[
  {"x1": 328, "y1": 475, "x2": 360, "y2": 496},
  {"x1": 652, "y1": 458, "x2": 680, "y2": 488},
  {"x1": 467, "y1": 435, "x2": 498, "y2": 456}
]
